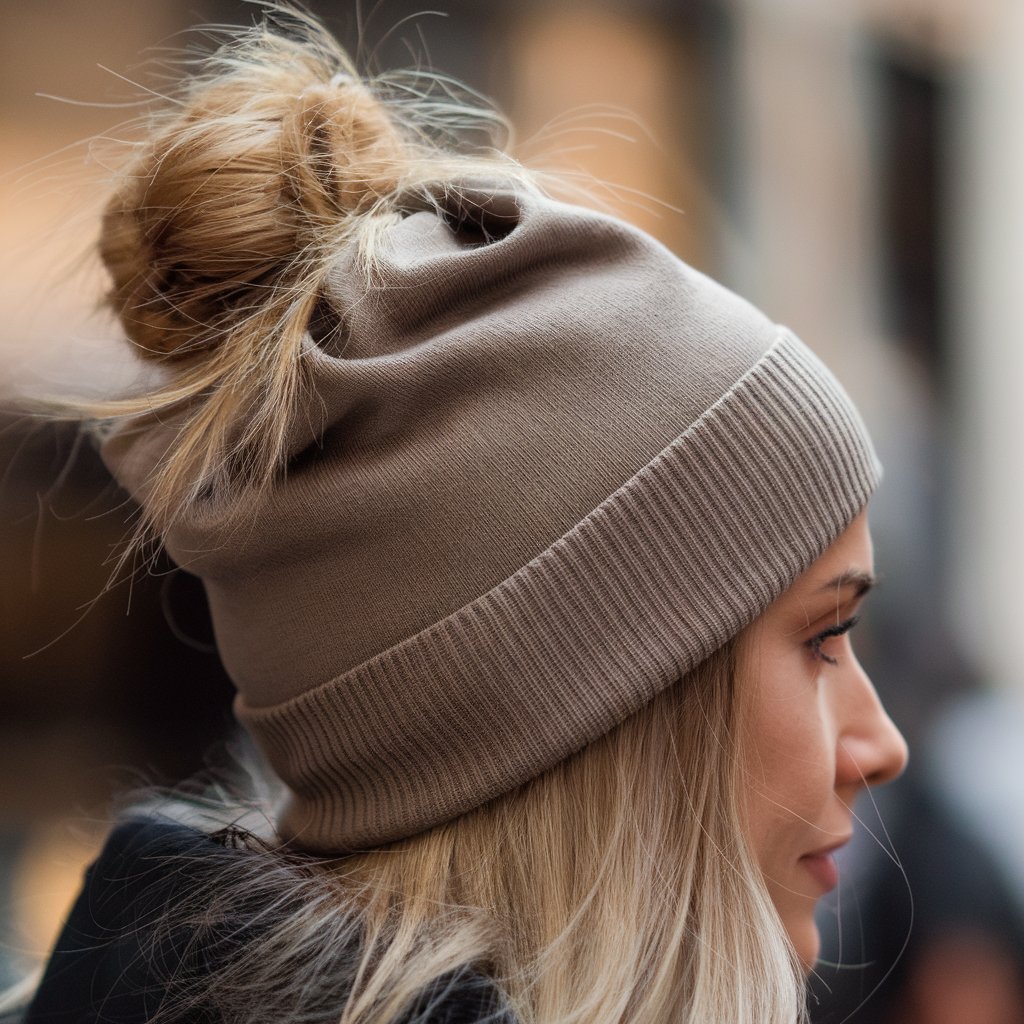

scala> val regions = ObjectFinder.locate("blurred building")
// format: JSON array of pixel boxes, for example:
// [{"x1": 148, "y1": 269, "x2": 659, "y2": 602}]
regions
[{"x1": 2, "y1": 0, "x2": 1024, "y2": 1019}]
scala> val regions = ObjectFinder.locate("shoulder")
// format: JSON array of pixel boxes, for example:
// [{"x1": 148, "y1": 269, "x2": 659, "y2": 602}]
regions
[
  {"x1": 402, "y1": 968, "x2": 516, "y2": 1024},
  {"x1": 57, "y1": 813, "x2": 231, "y2": 885},
  {"x1": 24, "y1": 815, "x2": 515, "y2": 1024},
  {"x1": 23, "y1": 816, "x2": 232, "y2": 1024},
  {"x1": 57, "y1": 815, "x2": 237, "y2": 943}
]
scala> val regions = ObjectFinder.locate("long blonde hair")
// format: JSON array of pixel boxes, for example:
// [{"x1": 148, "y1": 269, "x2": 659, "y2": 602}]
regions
[
  {"x1": 98, "y1": 636, "x2": 805, "y2": 1024},
  {"x1": 17, "y1": 6, "x2": 809, "y2": 1021},
  {"x1": 336, "y1": 641, "x2": 804, "y2": 1024}
]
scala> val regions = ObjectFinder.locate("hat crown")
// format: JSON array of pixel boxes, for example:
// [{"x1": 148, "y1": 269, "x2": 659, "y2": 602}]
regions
[{"x1": 103, "y1": 187, "x2": 880, "y2": 852}]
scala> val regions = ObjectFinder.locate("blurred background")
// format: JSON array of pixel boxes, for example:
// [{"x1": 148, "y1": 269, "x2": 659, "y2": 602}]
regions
[{"x1": 2, "y1": 0, "x2": 1023, "y2": 1021}]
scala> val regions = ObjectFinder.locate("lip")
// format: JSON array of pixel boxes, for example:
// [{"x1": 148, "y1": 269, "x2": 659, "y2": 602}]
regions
[{"x1": 798, "y1": 835, "x2": 852, "y2": 894}]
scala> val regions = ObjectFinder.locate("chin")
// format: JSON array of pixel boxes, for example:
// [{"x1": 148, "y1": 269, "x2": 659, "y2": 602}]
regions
[{"x1": 786, "y1": 914, "x2": 822, "y2": 973}]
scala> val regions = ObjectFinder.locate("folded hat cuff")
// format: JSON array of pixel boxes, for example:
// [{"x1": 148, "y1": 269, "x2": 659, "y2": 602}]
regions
[{"x1": 234, "y1": 328, "x2": 880, "y2": 853}]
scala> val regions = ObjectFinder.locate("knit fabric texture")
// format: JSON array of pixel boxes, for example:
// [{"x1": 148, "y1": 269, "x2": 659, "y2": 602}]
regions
[{"x1": 102, "y1": 185, "x2": 881, "y2": 853}]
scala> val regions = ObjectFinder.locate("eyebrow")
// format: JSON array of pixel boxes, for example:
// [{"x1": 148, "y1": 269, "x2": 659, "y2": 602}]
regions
[{"x1": 817, "y1": 570, "x2": 877, "y2": 598}]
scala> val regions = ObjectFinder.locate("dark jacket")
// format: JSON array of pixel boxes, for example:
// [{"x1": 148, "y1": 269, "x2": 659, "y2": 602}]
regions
[{"x1": 22, "y1": 818, "x2": 512, "y2": 1024}]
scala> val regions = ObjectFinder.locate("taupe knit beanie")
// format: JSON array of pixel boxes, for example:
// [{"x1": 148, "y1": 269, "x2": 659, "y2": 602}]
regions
[{"x1": 102, "y1": 183, "x2": 880, "y2": 854}]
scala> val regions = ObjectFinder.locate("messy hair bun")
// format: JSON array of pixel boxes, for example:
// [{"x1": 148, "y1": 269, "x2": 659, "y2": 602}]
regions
[
  {"x1": 100, "y1": 69, "x2": 406, "y2": 362},
  {"x1": 81, "y1": 5, "x2": 535, "y2": 554}
]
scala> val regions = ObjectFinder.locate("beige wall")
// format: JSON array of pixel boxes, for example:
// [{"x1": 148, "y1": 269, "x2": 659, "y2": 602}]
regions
[
  {"x1": 0, "y1": 3, "x2": 180, "y2": 395},
  {"x1": 950, "y1": 0, "x2": 1024, "y2": 694}
]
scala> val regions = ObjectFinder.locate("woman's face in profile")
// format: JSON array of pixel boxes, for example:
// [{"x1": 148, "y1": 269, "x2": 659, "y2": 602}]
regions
[{"x1": 738, "y1": 510, "x2": 909, "y2": 968}]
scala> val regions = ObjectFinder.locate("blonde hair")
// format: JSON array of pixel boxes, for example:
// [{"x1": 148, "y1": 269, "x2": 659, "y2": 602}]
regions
[
  {"x1": 16, "y1": 6, "x2": 810, "y2": 1021},
  {"x1": 336, "y1": 642, "x2": 798, "y2": 1024},
  {"x1": 95, "y1": 637, "x2": 806, "y2": 1024}
]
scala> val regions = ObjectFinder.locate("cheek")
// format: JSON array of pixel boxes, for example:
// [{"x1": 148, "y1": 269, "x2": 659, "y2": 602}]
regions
[{"x1": 742, "y1": 679, "x2": 836, "y2": 866}]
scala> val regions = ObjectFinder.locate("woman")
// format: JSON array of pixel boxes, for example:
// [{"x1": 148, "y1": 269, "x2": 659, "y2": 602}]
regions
[{"x1": 12, "y1": 6, "x2": 906, "y2": 1023}]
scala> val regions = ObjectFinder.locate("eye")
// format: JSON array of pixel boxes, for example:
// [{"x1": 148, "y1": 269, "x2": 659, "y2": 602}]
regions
[{"x1": 807, "y1": 615, "x2": 860, "y2": 666}]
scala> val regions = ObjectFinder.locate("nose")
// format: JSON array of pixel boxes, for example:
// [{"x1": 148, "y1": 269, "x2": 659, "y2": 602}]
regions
[{"x1": 835, "y1": 660, "x2": 909, "y2": 789}]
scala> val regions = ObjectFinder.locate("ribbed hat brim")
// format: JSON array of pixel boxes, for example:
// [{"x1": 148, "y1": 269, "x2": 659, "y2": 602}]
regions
[{"x1": 235, "y1": 329, "x2": 880, "y2": 853}]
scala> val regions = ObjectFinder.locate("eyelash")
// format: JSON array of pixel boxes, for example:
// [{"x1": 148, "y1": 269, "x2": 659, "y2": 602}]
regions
[{"x1": 807, "y1": 615, "x2": 860, "y2": 665}]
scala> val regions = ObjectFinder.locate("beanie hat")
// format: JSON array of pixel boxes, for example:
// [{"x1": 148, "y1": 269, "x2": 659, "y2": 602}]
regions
[{"x1": 102, "y1": 184, "x2": 880, "y2": 854}]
